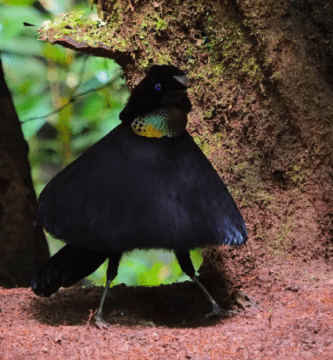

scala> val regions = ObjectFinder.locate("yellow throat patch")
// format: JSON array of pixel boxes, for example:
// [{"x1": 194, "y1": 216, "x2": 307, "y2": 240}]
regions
[
  {"x1": 131, "y1": 108, "x2": 188, "y2": 138},
  {"x1": 131, "y1": 120, "x2": 164, "y2": 138}
]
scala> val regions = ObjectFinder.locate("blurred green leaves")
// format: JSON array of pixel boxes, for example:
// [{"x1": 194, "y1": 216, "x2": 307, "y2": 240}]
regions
[
  {"x1": 78, "y1": 248, "x2": 203, "y2": 288},
  {"x1": 1, "y1": 1, "x2": 36, "y2": 6}
]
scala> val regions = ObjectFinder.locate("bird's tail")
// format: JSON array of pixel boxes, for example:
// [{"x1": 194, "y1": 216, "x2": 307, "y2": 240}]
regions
[{"x1": 31, "y1": 245, "x2": 107, "y2": 297}]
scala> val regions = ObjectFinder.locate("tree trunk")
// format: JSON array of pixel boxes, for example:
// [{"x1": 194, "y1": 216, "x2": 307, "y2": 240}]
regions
[{"x1": 0, "y1": 57, "x2": 49, "y2": 288}]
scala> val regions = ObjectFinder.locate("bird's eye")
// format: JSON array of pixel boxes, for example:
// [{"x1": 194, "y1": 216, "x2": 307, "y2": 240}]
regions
[{"x1": 155, "y1": 83, "x2": 162, "y2": 91}]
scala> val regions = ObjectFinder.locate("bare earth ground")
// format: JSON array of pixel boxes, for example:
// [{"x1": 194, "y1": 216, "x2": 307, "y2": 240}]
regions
[{"x1": 0, "y1": 258, "x2": 332, "y2": 359}]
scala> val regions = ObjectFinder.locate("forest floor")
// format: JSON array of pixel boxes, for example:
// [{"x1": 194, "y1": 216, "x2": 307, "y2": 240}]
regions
[{"x1": 0, "y1": 257, "x2": 332, "y2": 359}]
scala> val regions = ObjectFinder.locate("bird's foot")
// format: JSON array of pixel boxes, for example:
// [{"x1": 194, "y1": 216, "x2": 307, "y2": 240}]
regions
[
  {"x1": 204, "y1": 301, "x2": 239, "y2": 319},
  {"x1": 94, "y1": 313, "x2": 110, "y2": 329}
]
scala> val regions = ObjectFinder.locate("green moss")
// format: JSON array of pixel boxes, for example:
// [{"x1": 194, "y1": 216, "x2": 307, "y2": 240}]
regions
[
  {"x1": 271, "y1": 220, "x2": 294, "y2": 257},
  {"x1": 40, "y1": 0, "x2": 262, "y2": 90}
]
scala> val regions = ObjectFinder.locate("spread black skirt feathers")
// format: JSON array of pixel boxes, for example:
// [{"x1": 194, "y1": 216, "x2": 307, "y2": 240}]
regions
[{"x1": 38, "y1": 124, "x2": 247, "y2": 253}]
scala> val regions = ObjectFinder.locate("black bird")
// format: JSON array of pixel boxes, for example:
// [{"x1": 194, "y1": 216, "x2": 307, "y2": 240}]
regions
[{"x1": 31, "y1": 65, "x2": 247, "y2": 328}]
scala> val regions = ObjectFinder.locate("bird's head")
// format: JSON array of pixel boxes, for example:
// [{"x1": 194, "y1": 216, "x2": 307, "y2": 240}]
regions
[{"x1": 120, "y1": 65, "x2": 192, "y2": 137}]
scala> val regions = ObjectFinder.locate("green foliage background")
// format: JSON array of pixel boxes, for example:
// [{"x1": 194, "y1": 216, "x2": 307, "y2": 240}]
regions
[{"x1": 0, "y1": 0, "x2": 202, "y2": 288}]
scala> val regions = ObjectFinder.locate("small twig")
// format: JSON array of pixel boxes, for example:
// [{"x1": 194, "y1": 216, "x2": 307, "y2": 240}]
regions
[
  {"x1": 86, "y1": 309, "x2": 97, "y2": 327},
  {"x1": 68, "y1": 55, "x2": 89, "y2": 99},
  {"x1": 125, "y1": 0, "x2": 134, "y2": 12}
]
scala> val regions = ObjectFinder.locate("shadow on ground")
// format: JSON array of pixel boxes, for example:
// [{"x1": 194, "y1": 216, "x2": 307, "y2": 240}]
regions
[{"x1": 29, "y1": 279, "x2": 241, "y2": 328}]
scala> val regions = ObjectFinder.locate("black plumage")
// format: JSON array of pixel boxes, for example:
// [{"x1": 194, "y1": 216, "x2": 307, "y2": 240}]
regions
[{"x1": 31, "y1": 65, "x2": 247, "y2": 327}]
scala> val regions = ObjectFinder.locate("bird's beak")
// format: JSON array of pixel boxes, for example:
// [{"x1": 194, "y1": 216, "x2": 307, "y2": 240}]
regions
[{"x1": 173, "y1": 75, "x2": 189, "y2": 88}]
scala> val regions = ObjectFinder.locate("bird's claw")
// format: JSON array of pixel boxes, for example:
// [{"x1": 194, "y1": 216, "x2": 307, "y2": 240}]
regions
[
  {"x1": 204, "y1": 302, "x2": 238, "y2": 319},
  {"x1": 94, "y1": 314, "x2": 110, "y2": 329}
]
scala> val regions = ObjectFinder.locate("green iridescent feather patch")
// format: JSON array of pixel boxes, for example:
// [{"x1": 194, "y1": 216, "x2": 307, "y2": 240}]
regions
[{"x1": 131, "y1": 107, "x2": 187, "y2": 138}]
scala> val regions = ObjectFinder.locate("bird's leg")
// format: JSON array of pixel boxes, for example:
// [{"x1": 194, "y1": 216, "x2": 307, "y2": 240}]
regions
[
  {"x1": 94, "y1": 252, "x2": 122, "y2": 329},
  {"x1": 175, "y1": 251, "x2": 232, "y2": 318},
  {"x1": 95, "y1": 279, "x2": 112, "y2": 329},
  {"x1": 191, "y1": 276, "x2": 233, "y2": 318}
]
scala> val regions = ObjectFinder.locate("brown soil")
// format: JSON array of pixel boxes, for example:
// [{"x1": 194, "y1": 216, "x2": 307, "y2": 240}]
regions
[{"x1": 1, "y1": 257, "x2": 332, "y2": 359}]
